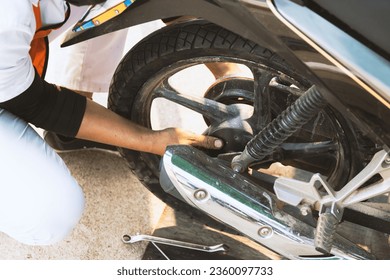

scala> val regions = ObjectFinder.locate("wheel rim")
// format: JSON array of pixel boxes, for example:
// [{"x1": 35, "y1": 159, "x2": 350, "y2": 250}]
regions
[{"x1": 131, "y1": 57, "x2": 353, "y2": 188}]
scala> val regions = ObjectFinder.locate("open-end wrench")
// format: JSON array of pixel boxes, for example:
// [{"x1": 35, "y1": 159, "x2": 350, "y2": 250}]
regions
[{"x1": 122, "y1": 234, "x2": 228, "y2": 253}]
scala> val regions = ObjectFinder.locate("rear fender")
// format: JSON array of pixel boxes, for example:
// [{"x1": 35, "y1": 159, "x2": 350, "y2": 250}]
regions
[{"x1": 62, "y1": 0, "x2": 283, "y2": 52}]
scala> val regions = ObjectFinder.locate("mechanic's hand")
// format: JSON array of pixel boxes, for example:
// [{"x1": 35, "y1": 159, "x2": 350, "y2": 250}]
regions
[{"x1": 156, "y1": 127, "x2": 223, "y2": 155}]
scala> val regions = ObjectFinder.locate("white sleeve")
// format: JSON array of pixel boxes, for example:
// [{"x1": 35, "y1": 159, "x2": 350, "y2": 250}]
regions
[
  {"x1": 0, "y1": 0, "x2": 36, "y2": 102},
  {"x1": 39, "y1": 0, "x2": 69, "y2": 27}
]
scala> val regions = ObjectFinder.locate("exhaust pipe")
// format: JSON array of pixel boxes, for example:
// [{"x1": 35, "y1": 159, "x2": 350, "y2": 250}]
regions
[{"x1": 159, "y1": 145, "x2": 374, "y2": 260}]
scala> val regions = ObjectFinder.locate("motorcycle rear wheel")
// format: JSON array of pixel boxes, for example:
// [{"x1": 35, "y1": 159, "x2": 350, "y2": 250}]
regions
[{"x1": 108, "y1": 20, "x2": 366, "y2": 203}]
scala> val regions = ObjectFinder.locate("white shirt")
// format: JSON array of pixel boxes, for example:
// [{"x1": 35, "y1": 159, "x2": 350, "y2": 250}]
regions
[{"x1": 0, "y1": 0, "x2": 67, "y2": 102}]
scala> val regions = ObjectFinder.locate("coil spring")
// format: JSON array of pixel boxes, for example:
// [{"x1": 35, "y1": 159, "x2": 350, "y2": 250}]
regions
[{"x1": 246, "y1": 86, "x2": 328, "y2": 160}]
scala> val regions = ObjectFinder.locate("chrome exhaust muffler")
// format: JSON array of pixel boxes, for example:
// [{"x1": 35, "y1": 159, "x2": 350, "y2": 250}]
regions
[{"x1": 159, "y1": 145, "x2": 374, "y2": 260}]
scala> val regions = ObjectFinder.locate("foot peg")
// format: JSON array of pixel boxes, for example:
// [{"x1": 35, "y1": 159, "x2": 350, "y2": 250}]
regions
[{"x1": 314, "y1": 211, "x2": 339, "y2": 254}]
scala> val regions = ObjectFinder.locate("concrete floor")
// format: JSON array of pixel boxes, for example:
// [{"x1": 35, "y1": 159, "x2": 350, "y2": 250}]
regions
[{"x1": 0, "y1": 149, "x2": 166, "y2": 260}]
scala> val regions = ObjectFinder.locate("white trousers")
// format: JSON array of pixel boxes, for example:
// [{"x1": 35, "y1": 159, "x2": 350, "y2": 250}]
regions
[{"x1": 0, "y1": 109, "x2": 84, "y2": 245}]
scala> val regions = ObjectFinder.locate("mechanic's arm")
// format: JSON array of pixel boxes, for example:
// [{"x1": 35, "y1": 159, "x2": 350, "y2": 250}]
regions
[
  {"x1": 78, "y1": 99, "x2": 222, "y2": 155},
  {"x1": 0, "y1": 71, "x2": 222, "y2": 155}
]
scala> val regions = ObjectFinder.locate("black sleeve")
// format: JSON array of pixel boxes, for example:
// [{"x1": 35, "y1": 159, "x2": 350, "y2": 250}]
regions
[{"x1": 0, "y1": 70, "x2": 87, "y2": 137}]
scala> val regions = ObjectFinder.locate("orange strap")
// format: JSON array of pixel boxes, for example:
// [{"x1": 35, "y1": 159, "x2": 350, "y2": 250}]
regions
[
  {"x1": 29, "y1": 4, "x2": 70, "y2": 78},
  {"x1": 30, "y1": 5, "x2": 51, "y2": 77}
]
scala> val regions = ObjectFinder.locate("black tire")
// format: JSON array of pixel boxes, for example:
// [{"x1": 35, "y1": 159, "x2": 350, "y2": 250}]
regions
[{"x1": 108, "y1": 20, "x2": 366, "y2": 200}]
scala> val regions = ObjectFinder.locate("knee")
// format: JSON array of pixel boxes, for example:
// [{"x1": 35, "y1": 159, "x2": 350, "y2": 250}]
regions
[
  {"x1": 31, "y1": 181, "x2": 85, "y2": 246},
  {"x1": 34, "y1": 182, "x2": 85, "y2": 246},
  {"x1": 1, "y1": 180, "x2": 85, "y2": 246}
]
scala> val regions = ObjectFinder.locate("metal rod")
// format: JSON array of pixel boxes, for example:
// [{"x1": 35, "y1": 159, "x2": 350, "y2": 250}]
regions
[{"x1": 151, "y1": 242, "x2": 170, "y2": 260}]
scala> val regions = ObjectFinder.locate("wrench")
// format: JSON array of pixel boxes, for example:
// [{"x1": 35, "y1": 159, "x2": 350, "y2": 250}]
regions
[{"x1": 122, "y1": 234, "x2": 228, "y2": 253}]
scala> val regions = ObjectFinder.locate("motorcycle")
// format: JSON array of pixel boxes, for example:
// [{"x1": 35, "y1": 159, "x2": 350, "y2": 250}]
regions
[{"x1": 63, "y1": 0, "x2": 390, "y2": 259}]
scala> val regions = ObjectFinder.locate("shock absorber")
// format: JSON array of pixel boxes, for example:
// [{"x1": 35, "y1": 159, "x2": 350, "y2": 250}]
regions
[
  {"x1": 231, "y1": 85, "x2": 328, "y2": 173},
  {"x1": 232, "y1": 85, "x2": 341, "y2": 254}
]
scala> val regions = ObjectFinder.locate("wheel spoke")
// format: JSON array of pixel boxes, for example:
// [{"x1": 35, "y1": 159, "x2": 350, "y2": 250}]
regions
[{"x1": 154, "y1": 82, "x2": 235, "y2": 123}]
